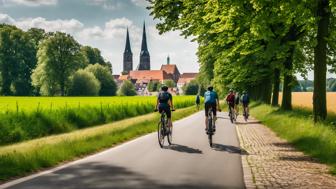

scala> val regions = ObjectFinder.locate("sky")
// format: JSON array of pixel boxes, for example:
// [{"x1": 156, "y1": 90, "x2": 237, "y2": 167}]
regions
[{"x1": 0, "y1": 0, "x2": 199, "y2": 75}]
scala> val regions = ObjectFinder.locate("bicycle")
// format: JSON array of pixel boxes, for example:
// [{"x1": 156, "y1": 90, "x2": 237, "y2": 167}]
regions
[
  {"x1": 228, "y1": 105, "x2": 236, "y2": 123},
  {"x1": 155, "y1": 109, "x2": 174, "y2": 148},
  {"x1": 242, "y1": 104, "x2": 249, "y2": 122},
  {"x1": 206, "y1": 106, "x2": 215, "y2": 147}
]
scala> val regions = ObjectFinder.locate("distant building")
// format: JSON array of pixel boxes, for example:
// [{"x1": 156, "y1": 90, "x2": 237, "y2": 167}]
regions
[
  {"x1": 177, "y1": 73, "x2": 198, "y2": 93},
  {"x1": 137, "y1": 22, "x2": 150, "y2": 70},
  {"x1": 123, "y1": 28, "x2": 133, "y2": 74}
]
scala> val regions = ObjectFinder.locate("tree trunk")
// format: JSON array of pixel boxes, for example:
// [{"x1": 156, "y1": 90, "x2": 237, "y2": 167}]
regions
[
  {"x1": 272, "y1": 68, "x2": 280, "y2": 106},
  {"x1": 313, "y1": 0, "x2": 330, "y2": 121},
  {"x1": 281, "y1": 49, "x2": 294, "y2": 110}
]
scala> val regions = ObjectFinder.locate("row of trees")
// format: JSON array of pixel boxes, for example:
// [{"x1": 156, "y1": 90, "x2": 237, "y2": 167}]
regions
[
  {"x1": 148, "y1": 0, "x2": 336, "y2": 121},
  {"x1": 0, "y1": 24, "x2": 117, "y2": 96}
]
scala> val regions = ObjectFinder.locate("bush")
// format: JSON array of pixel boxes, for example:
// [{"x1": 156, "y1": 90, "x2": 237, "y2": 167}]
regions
[
  {"x1": 163, "y1": 79, "x2": 176, "y2": 88},
  {"x1": 68, "y1": 70, "x2": 100, "y2": 96},
  {"x1": 118, "y1": 80, "x2": 137, "y2": 96},
  {"x1": 183, "y1": 80, "x2": 199, "y2": 95},
  {"x1": 147, "y1": 80, "x2": 160, "y2": 92},
  {"x1": 85, "y1": 64, "x2": 117, "y2": 96}
]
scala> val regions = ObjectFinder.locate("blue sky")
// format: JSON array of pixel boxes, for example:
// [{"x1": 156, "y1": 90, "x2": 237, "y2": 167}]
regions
[{"x1": 0, "y1": 0, "x2": 199, "y2": 74}]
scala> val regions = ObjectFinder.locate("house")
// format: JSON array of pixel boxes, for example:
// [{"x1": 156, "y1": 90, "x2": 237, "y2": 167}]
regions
[{"x1": 177, "y1": 73, "x2": 198, "y2": 93}]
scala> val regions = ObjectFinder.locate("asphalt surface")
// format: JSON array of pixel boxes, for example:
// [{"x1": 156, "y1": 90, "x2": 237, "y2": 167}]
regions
[{"x1": 1, "y1": 111, "x2": 245, "y2": 189}]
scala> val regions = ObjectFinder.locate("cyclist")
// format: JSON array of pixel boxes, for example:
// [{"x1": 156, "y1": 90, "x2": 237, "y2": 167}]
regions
[
  {"x1": 226, "y1": 89, "x2": 235, "y2": 117},
  {"x1": 241, "y1": 91, "x2": 250, "y2": 117},
  {"x1": 156, "y1": 85, "x2": 174, "y2": 130},
  {"x1": 234, "y1": 91, "x2": 240, "y2": 117},
  {"x1": 204, "y1": 86, "x2": 220, "y2": 133},
  {"x1": 195, "y1": 94, "x2": 201, "y2": 110}
]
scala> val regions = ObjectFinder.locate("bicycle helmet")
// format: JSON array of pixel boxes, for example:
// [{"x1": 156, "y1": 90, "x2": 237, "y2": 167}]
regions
[
  {"x1": 207, "y1": 85, "x2": 213, "y2": 91},
  {"x1": 161, "y1": 85, "x2": 168, "y2": 91},
  {"x1": 229, "y1": 89, "x2": 234, "y2": 92}
]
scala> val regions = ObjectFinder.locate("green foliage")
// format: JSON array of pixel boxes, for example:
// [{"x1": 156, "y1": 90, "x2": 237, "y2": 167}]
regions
[
  {"x1": 183, "y1": 80, "x2": 199, "y2": 95},
  {"x1": 68, "y1": 69, "x2": 100, "y2": 96},
  {"x1": 32, "y1": 32, "x2": 86, "y2": 96},
  {"x1": 85, "y1": 64, "x2": 117, "y2": 96},
  {"x1": 0, "y1": 96, "x2": 195, "y2": 145},
  {"x1": 163, "y1": 79, "x2": 176, "y2": 88},
  {"x1": 117, "y1": 80, "x2": 137, "y2": 96},
  {"x1": 147, "y1": 80, "x2": 160, "y2": 92},
  {"x1": 0, "y1": 24, "x2": 36, "y2": 96}
]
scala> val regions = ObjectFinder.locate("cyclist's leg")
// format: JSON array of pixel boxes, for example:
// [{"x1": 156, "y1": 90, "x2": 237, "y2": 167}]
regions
[
  {"x1": 205, "y1": 103, "x2": 210, "y2": 130},
  {"x1": 212, "y1": 103, "x2": 217, "y2": 128},
  {"x1": 166, "y1": 106, "x2": 172, "y2": 128}
]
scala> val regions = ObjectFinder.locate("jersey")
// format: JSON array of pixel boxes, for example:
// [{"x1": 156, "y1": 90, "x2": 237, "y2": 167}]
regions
[
  {"x1": 226, "y1": 93, "x2": 235, "y2": 104},
  {"x1": 241, "y1": 94, "x2": 250, "y2": 104},
  {"x1": 158, "y1": 91, "x2": 172, "y2": 105},
  {"x1": 204, "y1": 91, "x2": 218, "y2": 104}
]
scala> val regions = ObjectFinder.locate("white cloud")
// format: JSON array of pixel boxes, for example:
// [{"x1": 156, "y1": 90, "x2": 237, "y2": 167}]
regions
[
  {"x1": 1, "y1": 0, "x2": 57, "y2": 6},
  {"x1": 0, "y1": 13, "x2": 15, "y2": 24},
  {"x1": 0, "y1": 14, "x2": 84, "y2": 33},
  {"x1": 87, "y1": 0, "x2": 124, "y2": 10},
  {"x1": 131, "y1": 0, "x2": 149, "y2": 7}
]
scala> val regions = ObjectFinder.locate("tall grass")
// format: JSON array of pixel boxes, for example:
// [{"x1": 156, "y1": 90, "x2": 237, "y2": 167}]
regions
[
  {"x1": 250, "y1": 103, "x2": 336, "y2": 174},
  {"x1": 0, "y1": 106, "x2": 198, "y2": 182},
  {"x1": 0, "y1": 96, "x2": 195, "y2": 145}
]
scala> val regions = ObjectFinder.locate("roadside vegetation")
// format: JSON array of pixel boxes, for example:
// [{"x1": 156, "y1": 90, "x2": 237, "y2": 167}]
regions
[
  {"x1": 0, "y1": 96, "x2": 194, "y2": 145},
  {"x1": 250, "y1": 103, "x2": 336, "y2": 175},
  {"x1": 0, "y1": 106, "x2": 198, "y2": 182}
]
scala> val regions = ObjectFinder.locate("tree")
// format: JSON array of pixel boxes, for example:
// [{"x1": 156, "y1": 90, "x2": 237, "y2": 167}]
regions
[
  {"x1": 32, "y1": 32, "x2": 86, "y2": 96},
  {"x1": 163, "y1": 79, "x2": 176, "y2": 88},
  {"x1": 68, "y1": 69, "x2": 100, "y2": 96},
  {"x1": 147, "y1": 80, "x2": 159, "y2": 92},
  {"x1": 85, "y1": 64, "x2": 117, "y2": 96},
  {"x1": 0, "y1": 24, "x2": 36, "y2": 95},
  {"x1": 117, "y1": 80, "x2": 137, "y2": 96},
  {"x1": 183, "y1": 80, "x2": 199, "y2": 95}
]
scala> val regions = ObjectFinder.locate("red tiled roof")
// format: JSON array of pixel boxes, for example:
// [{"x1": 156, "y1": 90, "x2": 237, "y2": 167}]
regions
[
  {"x1": 180, "y1": 73, "x2": 198, "y2": 79},
  {"x1": 160, "y1": 64, "x2": 180, "y2": 75},
  {"x1": 177, "y1": 77, "x2": 195, "y2": 84},
  {"x1": 129, "y1": 70, "x2": 169, "y2": 81}
]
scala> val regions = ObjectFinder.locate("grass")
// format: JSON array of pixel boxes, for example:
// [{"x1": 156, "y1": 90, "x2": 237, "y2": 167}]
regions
[
  {"x1": 0, "y1": 96, "x2": 195, "y2": 145},
  {"x1": 0, "y1": 105, "x2": 199, "y2": 182},
  {"x1": 250, "y1": 103, "x2": 336, "y2": 175}
]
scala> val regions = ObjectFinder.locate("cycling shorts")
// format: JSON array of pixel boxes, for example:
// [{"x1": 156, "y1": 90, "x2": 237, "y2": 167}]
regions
[
  {"x1": 158, "y1": 103, "x2": 171, "y2": 118},
  {"x1": 205, "y1": 102, "x2": 217, "y2": 116}
]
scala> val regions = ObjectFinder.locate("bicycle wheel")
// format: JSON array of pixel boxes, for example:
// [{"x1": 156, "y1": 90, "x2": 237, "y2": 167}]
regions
[
  {"x1": 157, "y1": 121, "x2": 165, "y2": 148},
  {"x1": 167, "y1": 122, "x2": 173, "y2": 145},
  {"x1": 229, "y1": 109, "x2": 234, "y2": 123},
  {"x1": 208, "y1": 116, "x2": 213, "y2": 147}
]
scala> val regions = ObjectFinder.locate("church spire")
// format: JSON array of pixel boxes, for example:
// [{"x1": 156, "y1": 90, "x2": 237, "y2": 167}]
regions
[
  {"x1": 137, "y1": 21, "x2": 150, "y2": 70},
  {"x1": 141, "y1": 21, "x2": 148, "y2": 52},
  {"x1": 123, "y1": 27, "x2": 133, "y2": 74},
  {"x1": 124, "y1": 27, "x2": 132, "y2": 53}
]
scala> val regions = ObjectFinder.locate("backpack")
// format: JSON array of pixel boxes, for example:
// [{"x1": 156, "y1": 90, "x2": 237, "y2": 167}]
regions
[
  {"x1": 158, "y1": 91, "x2": 170, "y2": 103},
  {"x1": 204, "y1": 91, "x2": 216, "y2": 103},
  {"x1": 242, "y1": 94, "x2": 249, "y2": 103}
]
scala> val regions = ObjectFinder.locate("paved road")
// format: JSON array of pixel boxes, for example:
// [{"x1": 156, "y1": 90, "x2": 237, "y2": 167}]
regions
[{"x1": 2, "y1": 111, "x2": 245, "y2": 189}]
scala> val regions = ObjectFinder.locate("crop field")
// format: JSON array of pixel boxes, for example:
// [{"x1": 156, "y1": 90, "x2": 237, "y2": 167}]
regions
[
  {"x1": 279, "y1": 92, "x2": 336, "y2": 113},
  {"x1": 0, "y1": 96, "x2": 195, "y2": 145}
]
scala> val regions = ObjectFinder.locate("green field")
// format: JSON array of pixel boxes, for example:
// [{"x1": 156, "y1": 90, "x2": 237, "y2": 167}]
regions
[{"x1": 0, "y1": 96, "x2": 195, "y2": 145}]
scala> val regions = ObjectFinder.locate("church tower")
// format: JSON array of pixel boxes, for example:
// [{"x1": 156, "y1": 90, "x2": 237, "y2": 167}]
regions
[
  {"x1": 123, "y1": 28, "x2": 133, "y2": 74},
  {"x1": 137, "y1": 22, "x2": 150, "y2": 70}
]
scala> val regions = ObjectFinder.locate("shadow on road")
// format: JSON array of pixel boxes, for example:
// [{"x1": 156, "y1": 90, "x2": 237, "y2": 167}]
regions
[
  {"x1": 165, "y1": 144, "x2": 203, "y2": 154},
  {"x1": 10, "y1": 162, "x2": 230, "y2": 189},
  {"x1": 212, "y1": 143, "x2": 248, "y2": 155}
]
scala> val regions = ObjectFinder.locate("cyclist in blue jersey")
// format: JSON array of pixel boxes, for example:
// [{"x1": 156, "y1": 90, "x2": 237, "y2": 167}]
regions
[{"x1": 204, "y1": 86, "x2": 221, "y2": 132}]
